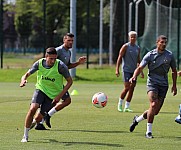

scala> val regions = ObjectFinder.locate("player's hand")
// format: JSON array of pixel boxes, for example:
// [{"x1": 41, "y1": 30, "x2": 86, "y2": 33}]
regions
[
  {"x1": 52, "y1": 100, "x2": 58, "y2": 106},
  {"x1": 52, "y1": 98, "x2": 59, "y2": 105},
  {"x1": 140, "y1": 72, "x2": 144, "y2": 78},
  {"x1": 171, "y1": 86, "x2": 177, "y2": 96},
  {"x1": 20, "y1": 80, "x2": 27, "y2": 87},
  {"x1": 78, "y1": 56, "x2": 86, "y2": 64},
  {"x1": 129, "y1": 77, "x2": 136, "y2": 83},
  {"x1": 115, "y1": 70, "x2": 120, "y2": 77},
  {"x1": 178, "y1": 71, "x2": 181, "y2": 77}
]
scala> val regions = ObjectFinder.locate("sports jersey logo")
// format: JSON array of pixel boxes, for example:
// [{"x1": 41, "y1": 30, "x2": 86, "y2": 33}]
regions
[{"x1": 41, "y1": 76, "x2": 55, "y2": 82}]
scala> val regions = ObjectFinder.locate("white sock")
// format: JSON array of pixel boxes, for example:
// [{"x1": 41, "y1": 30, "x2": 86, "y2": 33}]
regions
[
  {"x1": 124, "y1": 101, "x2": 130, "y2": 109},
  {"x1": 118, "y1": 98, "x2": 123, "y2": 105},
  {"x1": 179, "y1": 104, "x2": 181, "y2": 115},
  {"x1": 40, "y1": 118, "x2": 45, "y2": 124},
  {"x1": 48, "y1": 107, "x2": 57, "y2": 116},
  {"x1": 136, "y1": 114, "x2": 145, "y2": 122},
  {"x1": 32, "y1": 118, "x2": 36, "y2": 124},
  {"x1": 146, "y1": 123, "x2": 152, "y2": 134},
  {"x1": 24, "y1": 127, "x2": 30, "y2": 137}
]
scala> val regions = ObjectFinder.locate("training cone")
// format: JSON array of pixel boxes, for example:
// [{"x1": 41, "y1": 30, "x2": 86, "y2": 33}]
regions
[{"x1": 70, "y1": 89, "x2": 79, "y2": 95}]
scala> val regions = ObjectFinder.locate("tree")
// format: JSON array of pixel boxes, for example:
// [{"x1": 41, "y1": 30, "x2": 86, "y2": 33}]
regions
[{"x1": 15, "y1": 0, "x2": 32, "y2": 54}]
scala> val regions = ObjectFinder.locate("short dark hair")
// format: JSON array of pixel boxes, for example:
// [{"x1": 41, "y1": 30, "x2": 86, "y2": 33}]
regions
[
  {"x1": 46, "y1": 47, "x2": 57, "y2": 55},
  {"x1": 66, "y1": 33, "x2": 74, "y2": 37},
  {"x1": 63, "y1": 33, "x2": 74, "y2": 40},
  {"x1": 157, "y1": 35, "x2": 167, "y2": 42}
]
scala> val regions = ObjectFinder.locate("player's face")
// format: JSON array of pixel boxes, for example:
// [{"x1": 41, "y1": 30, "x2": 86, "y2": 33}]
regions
[
  {"x1": 157, "y1": 39, "x2": 167, "y2": 52},
  {"x1": 63, "y1": 36, "x2": 74, "y2": 49},
  {"x1": 129, "y1": 34, "x2": 137, "y2": 44},
  {"x1": 46, "y1": 54, "x2": 57, "y2": 67}
]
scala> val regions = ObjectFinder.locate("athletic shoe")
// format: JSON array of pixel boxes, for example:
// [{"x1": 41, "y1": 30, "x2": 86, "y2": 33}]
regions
[
  {"x1": 30, "y1": 122, "x2": 36, "y2": 130},
  {"x1": 124, "y1": 108, "x2": 133, "y2": 112},
  {"x1": 21, "y1": 136, "x2": 28, "y2": 142},
  {"x1": 44, "y1": 113, "x2": 51, "y2": 128},
  {"x1": 118, "y1": 104, "x2": 123, "y2": 112},
  {"x1": 145, "y1": 132, "x2": 154, "y2": 139},
  {"x1": 129, "y1": 115, "x2": 138, "y2": 132},
  {"x1": 35, "y1": 123, "x2": 47, "y2": 130},
  {"x1": 175, "y1": 115, "x2": 181, "y2": 124}
]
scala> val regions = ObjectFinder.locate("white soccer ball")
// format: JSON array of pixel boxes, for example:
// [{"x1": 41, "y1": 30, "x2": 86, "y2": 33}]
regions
[{"x1": 92, "y1": 92, "x2": 108, "y2": 108}]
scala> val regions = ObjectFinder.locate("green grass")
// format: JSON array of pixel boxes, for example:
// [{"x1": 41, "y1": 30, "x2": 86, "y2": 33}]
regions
[
  {"x1": 1, "y1": 82, "x2": 181, "y2": 150},
  {"x1": 1, "y1": 54, "x2": 181, "y2": 149}
]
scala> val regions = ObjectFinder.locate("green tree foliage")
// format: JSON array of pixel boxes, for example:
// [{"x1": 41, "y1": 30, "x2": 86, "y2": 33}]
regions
[
  {"x1": 11, "y1": 0, "x2": 113, "y2": 60},
  {"x1": 15, "y1": 0, "x2": 32, "y2": 53}
]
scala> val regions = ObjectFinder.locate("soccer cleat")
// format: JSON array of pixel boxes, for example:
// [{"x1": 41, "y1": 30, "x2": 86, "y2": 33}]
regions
[
  {"x1": 30, "y1": 122, "x2": 36, "y2": 130},
  {"x1": 35, "y1": 123, "x2": 47, "y2": 130},
  {"x1": 44, "y1": 113, "x2": 51, "y2": 128},
  {"x1": 175, "y1": 115, "x2": 181, "y2": 124},
  {"x1": 21, "y1": 136, "x2": 28, "y2": 142},
  {"x1": 118, "y1": 104, "x2": 123, "y2": 112},
  {"x1": 145, "y1": 132, "x2": 154, "y2": 139},
  {"x1": 130, "y1": 115, "x2": 138, "y2": 132},
  {"x1": 124, "y1": 108, "x2": 133, "y2": 112}
]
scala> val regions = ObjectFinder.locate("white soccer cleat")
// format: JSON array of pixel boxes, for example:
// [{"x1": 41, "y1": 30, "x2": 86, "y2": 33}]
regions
[
  {"x1": 175, "y1": 115, "x2": 181, "y2": 124},
  {"x1": 21, "y1": 136, "x2": 28, "y2": 143}
]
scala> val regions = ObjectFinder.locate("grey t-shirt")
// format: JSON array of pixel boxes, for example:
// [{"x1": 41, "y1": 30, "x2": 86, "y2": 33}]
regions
[
  {"x1": 122, "y1": 42, "x2": 140, "y2": 73},
  {"x1": 55, "y1": 45, "x2": 71, "y2": 66},
  {"x1": 28, "y1": 59, "x2": 70, "y2": 79},
  {"x1": 140, "y1": 49, "x2": 176, "y2": 86}
]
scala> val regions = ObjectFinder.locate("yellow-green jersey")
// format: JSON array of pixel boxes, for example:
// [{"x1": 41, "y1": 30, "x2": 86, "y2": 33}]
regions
[{"x1": 33, "y1": 58, "x2": 69, "y2": 99}]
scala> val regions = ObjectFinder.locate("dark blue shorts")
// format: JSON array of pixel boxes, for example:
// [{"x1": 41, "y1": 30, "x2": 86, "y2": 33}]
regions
[
  {"x1": 147, "y1": 85, "x2": 168, "y2": 98},
  {"x1": 122, "y1": 72, "x2": 135, "y2": 82},
  {"x1": 31, "y1": 89, "x2": 70, "y2": 115}
]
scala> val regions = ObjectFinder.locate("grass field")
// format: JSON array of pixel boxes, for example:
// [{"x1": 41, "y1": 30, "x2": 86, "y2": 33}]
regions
[
  {"x1": 1, "y1": 54, "x2": 181, "y2": 149},
  {"x1": 1, "y1": 82, "x2": 181, "y2": 150}
]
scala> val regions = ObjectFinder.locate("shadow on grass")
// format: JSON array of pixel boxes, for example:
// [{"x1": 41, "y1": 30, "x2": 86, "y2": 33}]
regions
[
  {"x1": 46, "y1": 129, "x2": 128, "y2": 134},
  {"x1": 33, "y1": 129, "x2": 126, "y2": 147},
  {"x1": 36, "y1": 139, "x2": 123, "y2": 148},
  {"x1": 130, "y1": 111, "x2": 178, "y2": 115},
  {"x1": 74, "y1": 75, "x2": 91, "y2": 81}
]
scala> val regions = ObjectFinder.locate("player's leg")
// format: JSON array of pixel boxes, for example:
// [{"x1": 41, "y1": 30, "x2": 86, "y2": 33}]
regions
[
  {"x1": 34, "y1": 100, "x2": 57, "y2": 130},
  {"x1": 21, "y1": 89, "x2": 45, "y2": 142},
  {"x1": 175, "y1": 104, "x2": 181, "y2": 124},
  {"x1": 145, "y1": 85, "x2": 167, "y2": 139},
  {"x1": 123, "y1": 72, "x2": 136, "y2": 112},
  {"x1": 124, "y1": 81, "x2": 136, "y2": 112},
  {"x1": 21, "y1": 103, "x2": 40, "y2": 142},
  {"x1": 29, "y1": 90, "x2": 53, "y2": 130},
  {"x1": 44, "y1": 91, "x2": 71, "y2": 128},
  {"x1": 130, "y1": 110, "x2": 147, "y2": 132},
  {"x1": 118, "y1": 72, "x2": 130, "y2": 112}
]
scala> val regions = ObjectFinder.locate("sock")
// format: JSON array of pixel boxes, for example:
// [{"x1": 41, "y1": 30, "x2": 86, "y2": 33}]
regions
[
  {"x1": 118, "y1": 98, "x2": 123, "y2": 105},
  {"x1": 136, "y1": 114, "x2": 145, "y2": 122},
  {"x1": 179, "y1": 104, "x2": 181, "y2": 115},
  {"x1": 24, "y1": 127, "x2": 30, "y2": 137},
  {"x1": 146, "y1": 123, "x2": 152, "y2": 134},
  {"x1": 48, "y1": 107, "x2": 57, "y2": 116},
  {"x1": 32, "y1": 118, "x2": 36, "y2": 124},
  {"x1": 124, "y1": 101, "x2": 130, "y2": 109},
  {"x1": 40, "y1": 118, "x2": 45, "y2": 124}
]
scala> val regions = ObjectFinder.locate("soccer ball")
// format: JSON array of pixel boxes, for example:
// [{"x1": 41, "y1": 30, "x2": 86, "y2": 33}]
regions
[{"x1": 92, "y1": 92, "x2": 108, "y2": 108}]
